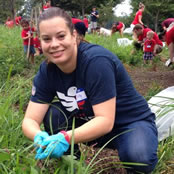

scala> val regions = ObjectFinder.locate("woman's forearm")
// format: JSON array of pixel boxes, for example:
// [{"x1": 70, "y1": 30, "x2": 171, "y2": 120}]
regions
[
  {"x1": 22, "y1": 118, "x2": 42, "y2": 140},
  {"x1": 67, "y1": 116, "x2": 114, "y2": 144}
]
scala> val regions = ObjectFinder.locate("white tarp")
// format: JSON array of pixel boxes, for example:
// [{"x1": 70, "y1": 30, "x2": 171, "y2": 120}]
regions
[
  {"x1": 123, "y1": 27, "x2": 133, "y2": 35},
  {"x1": 100, "y1": 27, "x2": 112, "y2": 36},
  {"x1": 117, "y1": 38, "x2": 133, "y2": 46},
  {"x1": 148, "y1": 86, "x2": 174, "y2": 141}
]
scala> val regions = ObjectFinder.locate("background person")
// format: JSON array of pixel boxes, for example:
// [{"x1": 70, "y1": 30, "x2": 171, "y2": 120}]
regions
[
  {"x1": 131, "y1": 2, "x2": 145, "y2": 30},
  {"x1": 143, "y1": 31, "x2": 156, "y2": 65},
  {"x1": 22, "y1": 7, "x2": 158, "y2": 174},
  {"x1": 111, "y1": 21, "x2": 125, "y2": 37},
  {"x1": 43, "y1": 0, "x2": 51, "y2": 11},
  {"x1": 15, "y1": 16, "x2": 22, "y2": 26},
  {"x1": 161, "y1": 18, "x2": 174, "y2": 31},
  {"x1": 159, "y1": 26, "x2": 174, "y2": 66},
  {"x1": 90, "y1": 7, "x2": 99, "y2": 34},
  {"x1": 83, "y1": 15, "x2": 89, "y2": 31},
  {"x1": 71, "y1": 17, "x2": 87, "y2": 41},
  {"x1": 133, "y1": 24, "x2": 163, "y2": 55},
  {"x1": 34, "y1": 32, "x2": 42, "y2": 56},
  {"x1": 20, "y1": 19, "x2": 36, "y2": 64},
  {"x1": 5, "y1": 16, "x2": 14, "y2": 28}
]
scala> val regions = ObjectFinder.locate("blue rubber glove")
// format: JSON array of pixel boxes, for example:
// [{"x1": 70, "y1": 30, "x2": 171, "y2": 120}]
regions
[
  {"x1": 35, "y1": 131, "x2": 70, "y2": 160},
  {"x1": 34, "y1": 131, "x2": 49, "y2": 153}
]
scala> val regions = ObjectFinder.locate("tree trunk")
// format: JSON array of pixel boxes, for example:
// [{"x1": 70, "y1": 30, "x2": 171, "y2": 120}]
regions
[
  {"x1": 81, "y1": 1, "x2": 85, "y2": 17},
  {"x1": 10, "y1": 0, "x2": 16, "y2": 22},
  {"x1": 154, "y1": 9, "x2": 159, "y2": 32}
]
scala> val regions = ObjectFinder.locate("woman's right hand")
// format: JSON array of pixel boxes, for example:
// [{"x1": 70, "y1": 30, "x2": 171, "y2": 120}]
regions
[{"x1": 34, "y1": 131, "x2": 49, "y2": 153}]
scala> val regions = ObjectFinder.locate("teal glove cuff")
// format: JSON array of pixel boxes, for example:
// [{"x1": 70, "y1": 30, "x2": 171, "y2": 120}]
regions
[{"x1": 35, "y1": 131, "x2": 70, "y2": 159}]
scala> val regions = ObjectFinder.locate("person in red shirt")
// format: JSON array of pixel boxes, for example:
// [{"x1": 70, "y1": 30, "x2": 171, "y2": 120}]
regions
[
  {"x1": 72, "y1": 18, "x2": 87, "y2": 41},
  {"x1": 111, "y1": 21, "x2": 125, "y2": 37},
  {"x1": 43, "y1": 0, "x2": 51, "y2": 11},
  {"x1": 143, "y1": 31, "x2": 156, "y2": 64},
  {"x1": 133, "y1": 24, "x2": 163, "y2": 55},
  {"x1": 159, "y1": 26, "x2": 174, "y2": 66},
  {"x1": 83, "y1": 15, "x2": 89, "y2": 30},
  {"x1": 15, "y1": 16, "x2": 22, "y2": 26},
  {"x1": 161, "y1": 18, "x2": 174, "y2": 31},
  {"x1": 131, "y1": 2, "x2": 145, "y2": 30},
  {"x1": 21, "y1": 19, "x2": 36, "y2": 64},
  {"x1": 34, "y1": 33, "x2": 42, "y2": 56},
  {"x1": 5, "y1": 16, "x2": 14, "y2": 28}
]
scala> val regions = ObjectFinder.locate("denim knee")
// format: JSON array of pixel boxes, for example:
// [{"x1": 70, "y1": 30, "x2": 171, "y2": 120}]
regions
[
  {"x1": 115, "y1": 120, "x2": 158, "y2": 173},
  {"x1": 119, "y1": 142, "x2": 158, "y2": 173}
]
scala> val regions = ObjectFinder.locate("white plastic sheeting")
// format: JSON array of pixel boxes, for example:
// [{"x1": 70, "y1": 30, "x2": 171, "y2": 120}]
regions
[
  {"x1": 123, "y1": 27, "x2": 133, "y2": 35},
  {"x1": 117, "y1": 38, "x2": 133, "y2": 46},
  {"x1": 100, "y1": 27, "x2": 112, "y2": 36},
  {"x1": 148, "y1": 86, "x2": 174, "y2": 141}
]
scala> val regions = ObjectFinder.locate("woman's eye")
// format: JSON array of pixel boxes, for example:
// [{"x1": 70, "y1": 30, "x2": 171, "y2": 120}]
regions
[
  {"x1": 58, "y1": 35, "x2": 65, "y2": 39},
  {"x1": 42, "y1": 38, "x2": 50, "y2": 42}
]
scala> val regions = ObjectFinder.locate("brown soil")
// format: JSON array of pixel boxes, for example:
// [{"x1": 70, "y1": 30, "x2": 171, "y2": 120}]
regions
[{"x1": 127, "y1": 63, "x2": 174, "y2": 96}]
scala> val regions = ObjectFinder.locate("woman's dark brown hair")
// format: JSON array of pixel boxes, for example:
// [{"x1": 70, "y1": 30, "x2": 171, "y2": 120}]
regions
[{"x1": 38, "y1": 7, "x2": 74, "y2": 34}]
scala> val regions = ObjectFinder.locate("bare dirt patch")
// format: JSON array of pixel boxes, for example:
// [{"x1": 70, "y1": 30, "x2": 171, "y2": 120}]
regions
[{"x1": 127, "y1": 64, "x2": 174, "y2": 96}]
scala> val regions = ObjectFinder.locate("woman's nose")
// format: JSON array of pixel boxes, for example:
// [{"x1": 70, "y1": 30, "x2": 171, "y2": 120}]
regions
[{"x1": 51, "y1": 38, "x2": 60, "y2": 48}]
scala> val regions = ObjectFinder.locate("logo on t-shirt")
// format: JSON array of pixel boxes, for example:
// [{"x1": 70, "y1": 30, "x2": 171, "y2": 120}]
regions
[
  {"x1": 76, "y1": 88, "x2": 87, "y2": 109},
  {"x1": 56, "y1": 86, "x2": 87, "y2": 112},
  {"x1": 32, "y1": 85, "x2": 36, "y2": 96}
]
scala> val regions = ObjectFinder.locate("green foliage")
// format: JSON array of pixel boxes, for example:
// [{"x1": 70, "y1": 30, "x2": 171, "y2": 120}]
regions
[
  {"x1": 0, "y1": 26, "x2": 32, "y2": 85},
  {"x1": 51, "y1": 0, "x2": 123, "y2": 17},
  {"x1": 98, "y1": 0, "x2": 116, "y2": 27},
  {"x1": 0, "y1": 0, "x2": 25, "y2": 22}
]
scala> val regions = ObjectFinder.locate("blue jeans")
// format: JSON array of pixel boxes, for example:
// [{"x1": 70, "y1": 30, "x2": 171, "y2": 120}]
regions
[
  {"x1": 23, "y1": 45, "x2": 36, "y2": 54},
  {"x1": 43, "y1": 102, "x2": 158, "y2": 173}
]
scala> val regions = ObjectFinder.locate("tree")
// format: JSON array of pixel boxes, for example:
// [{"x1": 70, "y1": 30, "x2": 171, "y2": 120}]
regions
[
  {"x1": 0, "y1": 0, "x2": 25, "y2": 22},
  {"x1": 51, "y1": 0, "x2": 123, "y2": 17}
]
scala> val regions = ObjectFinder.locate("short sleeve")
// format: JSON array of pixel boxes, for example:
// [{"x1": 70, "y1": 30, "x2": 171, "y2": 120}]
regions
[
  {"x1": 153, "y1": 33, "x2": 163, "y2": 46},
  {"x1": 21, "y1": 30, "x2": 26, "y2": 38},
  {"x1": 30, "y1": 62, "x2": 55, "y2": 104},
  {"x1": 85, "y1": 57, "x2": 116, "y2": 105},
  {"x1": 166, "y1": 27, "x2": 174, "y2": 46}
]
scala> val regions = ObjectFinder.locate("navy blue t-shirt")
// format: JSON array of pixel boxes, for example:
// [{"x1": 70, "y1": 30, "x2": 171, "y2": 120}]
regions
[
  {"x1": 31, "y1": 42, "x2": 155, "y2": 125},
  {"x1": 90, "y1": 11, "x2": 98, "y2": 22}
]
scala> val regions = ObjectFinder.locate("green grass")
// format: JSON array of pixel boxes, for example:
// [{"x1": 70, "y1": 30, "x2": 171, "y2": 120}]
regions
[{"x1": 0, "y1": 25, "x2": 173, "y2": 173}]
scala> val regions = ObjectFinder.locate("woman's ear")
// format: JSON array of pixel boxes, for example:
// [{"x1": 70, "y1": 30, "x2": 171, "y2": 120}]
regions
[
  {"x1": 72, "y1": 29, "x2": 78, "y2": 45},
  {"x1": 73, "y1": 29, "x2": 78, "y2": 38}
]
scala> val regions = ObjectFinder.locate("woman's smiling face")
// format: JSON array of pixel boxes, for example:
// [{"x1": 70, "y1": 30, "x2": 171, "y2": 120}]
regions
[{"x1": 39, "y1": 16, "x2": 77, "y2": 67}]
